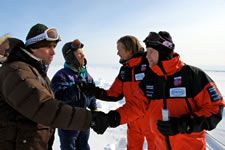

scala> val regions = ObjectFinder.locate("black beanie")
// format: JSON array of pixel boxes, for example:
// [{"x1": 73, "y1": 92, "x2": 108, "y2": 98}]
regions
[
  {"x1": 62, "y1": 39, "x2": 84, "y2": 69},
  {"x1": 26, "y1": 23, "x2": 59, "y2": 49},
  {"x1": 143, "y1": 31, "x2": 175, "y2": 61},
  {"x1": 26, "y1": 23, "x2": 48, "y2": 40}
]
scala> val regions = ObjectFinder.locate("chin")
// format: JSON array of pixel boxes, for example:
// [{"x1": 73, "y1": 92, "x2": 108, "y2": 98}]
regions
[
  {"x1": 80, "y1": 61, "x2": 85, "y2": 66},
  {"x1": 149, "y1": 62, "x2": 155, "y2": 68},
  {"x1": 44, "y1": 61, "x2": 51, "y2": 65}
]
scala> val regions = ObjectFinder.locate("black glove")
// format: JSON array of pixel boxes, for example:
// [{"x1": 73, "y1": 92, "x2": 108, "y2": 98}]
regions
[
  {"x1": 91, "y1": 111, "x2": 109, "y2": 134},
  {"x1": 107, "y1": 110, "x2": 121, "y2": 128},
  {"x1": 78, "y1": 81, "x2": 98, "y2": 96},
  {"x1": 157, "y1": 116, "x2": 193, "y2": 136}
]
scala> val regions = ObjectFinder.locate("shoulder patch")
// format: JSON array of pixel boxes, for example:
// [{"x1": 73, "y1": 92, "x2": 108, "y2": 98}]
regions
[
  {"x1": 118, "y1": 67, "x2": 132, "y2": 82},
  {"x1": 207, "y1": 86, "x2": 221, "y2": 102}
]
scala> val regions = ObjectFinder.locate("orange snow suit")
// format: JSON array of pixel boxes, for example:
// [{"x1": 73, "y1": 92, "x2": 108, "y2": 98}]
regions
[
  {"x1": 97, "y1": 53, "x2": 155, "y2": 150},
  {"x1": 136, "y1": 53, "x2": 225, "y2": 150}
]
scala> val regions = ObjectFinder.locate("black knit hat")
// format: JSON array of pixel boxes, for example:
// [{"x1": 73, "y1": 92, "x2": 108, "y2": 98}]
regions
[
  {"x1": 25, "y1": 23, "x2": 59, "y2": 49},
  {"x1": 62, "y1": 39, "x2": 84, "y2": 69},
  {"x1": 26, "y1": 23, "x2": 48, "y2": 40},
  {"x1": 143, "y1": 31, "x2": 175, "y2": 61}
]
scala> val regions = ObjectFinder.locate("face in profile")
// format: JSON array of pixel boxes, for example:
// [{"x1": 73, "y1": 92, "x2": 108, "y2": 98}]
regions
[
  {"x1": 117, "y1": 42, "x2": 133, "y2": 63},
  {"x1": 31, "y1": 45, "x2": 56, "y2": 65},
  {"x1": 146, "y1": 47, "x2": 159, "y2": 67},
  {"x1": 74, "y1": 48, "x2": 85, "y2": 67}
]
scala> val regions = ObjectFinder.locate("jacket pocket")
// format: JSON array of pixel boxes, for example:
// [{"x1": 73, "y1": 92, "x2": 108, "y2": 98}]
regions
[{"x1": 16, "y1": 125, "x2": 53, "y2": 150}]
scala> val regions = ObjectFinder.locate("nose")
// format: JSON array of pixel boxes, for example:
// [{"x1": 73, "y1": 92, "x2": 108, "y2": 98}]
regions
[{"x1": 50, "y1": 46, "x2": 55, "y2": 55}]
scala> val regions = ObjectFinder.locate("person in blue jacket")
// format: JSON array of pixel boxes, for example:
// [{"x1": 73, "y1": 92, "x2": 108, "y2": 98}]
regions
[{"x1": 51, "y1": 39, "x2": 97, "y2": 150}]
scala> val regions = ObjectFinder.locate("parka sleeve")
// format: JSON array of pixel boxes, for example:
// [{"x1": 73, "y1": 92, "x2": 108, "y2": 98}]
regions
[
  {"x1": 96, "y1": 76, "x2": 124, "y2": 102},
  {"x1": 1, "y1": 64, "x2": 91, "y2": 131},
  {"x1": 189, "y1": 69, "x2": 225, "y2": 131}
]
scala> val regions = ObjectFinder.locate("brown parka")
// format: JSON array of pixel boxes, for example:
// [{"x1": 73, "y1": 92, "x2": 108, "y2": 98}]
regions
[{"x1": 0, "y1": 47, "x2": 91, "y2": 150}]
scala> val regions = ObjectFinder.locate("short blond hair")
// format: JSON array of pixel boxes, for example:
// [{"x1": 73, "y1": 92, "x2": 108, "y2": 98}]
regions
[{"x1": 0, "y1": 34, "x2": 11, "y2": 46}]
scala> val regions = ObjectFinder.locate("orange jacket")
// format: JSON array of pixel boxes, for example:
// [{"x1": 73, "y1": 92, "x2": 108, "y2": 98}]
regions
[
  {"x1": 137, "y1": 53, "x2": 225, "y2": 150},
  {"x1": 96, "y1": 53, "x2": 155, "y2": 149},
  {"x1": 103, "y1": 53, "x2": 149, "y2": 124}
]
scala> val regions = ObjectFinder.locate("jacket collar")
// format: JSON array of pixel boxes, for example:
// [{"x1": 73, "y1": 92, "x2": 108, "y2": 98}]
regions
[
  {"x1": 151, "y1": 53, "x2": 184, "y2": 76},
  {"x1": 6, "y1": 47, "x2": 48, "y2": 77},
  {"x1": 64, "y1": 62, "x2": 79, "y2": 73},
  {"x1": 123, "y1": 52, "x2": 146, "y2": 67}
]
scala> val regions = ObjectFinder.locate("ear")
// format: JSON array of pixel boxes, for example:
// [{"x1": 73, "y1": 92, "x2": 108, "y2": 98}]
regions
[
  {"x1": 128, "y1": 49, "x2": 134, "y2": 56},
  {"x1": 29, "y1": 48, "x2": 35, "y2": 53}
]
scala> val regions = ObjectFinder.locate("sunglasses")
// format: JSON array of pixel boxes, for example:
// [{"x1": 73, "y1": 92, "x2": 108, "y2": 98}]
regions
[{"x1": 25, "y1": 28, "x2": 60, "y2": 46}]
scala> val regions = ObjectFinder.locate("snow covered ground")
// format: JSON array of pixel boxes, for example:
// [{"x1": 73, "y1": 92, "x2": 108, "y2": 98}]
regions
[{"x1": 49, "y1": 66, "x2": 225, "y2": 150}]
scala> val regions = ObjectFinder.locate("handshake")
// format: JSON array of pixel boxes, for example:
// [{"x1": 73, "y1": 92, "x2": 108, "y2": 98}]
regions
[{"x1": 90, "y1": 110, "x2": 121, "y2": 134}]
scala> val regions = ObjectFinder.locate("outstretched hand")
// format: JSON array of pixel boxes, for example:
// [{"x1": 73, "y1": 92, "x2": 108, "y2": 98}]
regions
[
  {"x1": 78, "y1": 81, "x2": 97, "y2": 96},
  {"x1": 91, "y1": 111, "x2": 109, "y2": 134},
  {"x1": 90, "y1": 110, "x2": 121, "y2": 134}
]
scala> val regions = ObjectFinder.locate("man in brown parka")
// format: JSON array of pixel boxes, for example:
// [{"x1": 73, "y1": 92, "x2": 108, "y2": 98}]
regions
[{"x1": 0, "y1": 23, "x2": 109, "y2": 150}]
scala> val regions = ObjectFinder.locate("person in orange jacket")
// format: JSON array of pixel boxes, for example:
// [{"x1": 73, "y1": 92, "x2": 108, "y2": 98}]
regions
[
  {"x1": 81, "y1": 35, "x2": 155, "y2": 150},
  {"x1": 134, "y1": 31, "x2": 224, "y2": 150}
]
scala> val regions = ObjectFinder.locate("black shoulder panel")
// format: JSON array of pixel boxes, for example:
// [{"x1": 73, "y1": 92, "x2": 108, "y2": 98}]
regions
[{"x1": 118, "y1": 66, "x2": 132, "y2": 82}]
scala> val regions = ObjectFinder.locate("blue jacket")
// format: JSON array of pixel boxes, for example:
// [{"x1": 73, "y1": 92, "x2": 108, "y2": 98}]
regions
[{"x1": 50, "y1": 64, "x2": 97, "y2": 110}]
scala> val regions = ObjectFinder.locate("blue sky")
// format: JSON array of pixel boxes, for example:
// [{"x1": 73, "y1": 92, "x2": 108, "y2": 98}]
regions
[{"x1": 1, "y1": 0, "x2": 225, "y2": 69}]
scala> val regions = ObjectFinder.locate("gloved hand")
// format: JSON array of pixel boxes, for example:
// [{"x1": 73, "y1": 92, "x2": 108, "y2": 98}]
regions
[
  {"x1": 91, "y1": 111, "x2": 109, "y2": 134},
  {"x1": 157, "y1": 116, "x2": 193, "y2": 136},
  {"x1": 107, "y1": 110, "x2": 121, "y2": 128},
  {"x1": 78, "y1": 81, "x2": 98, "y2": 96}
]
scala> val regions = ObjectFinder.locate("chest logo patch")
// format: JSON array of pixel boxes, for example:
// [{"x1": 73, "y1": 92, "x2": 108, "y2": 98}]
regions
[
  {"x1": 135, "y1": 73, "x2": 145, "y2": 81},
  {"x1": 170, "y1": 87, "x2": 186, "y2": 97}
]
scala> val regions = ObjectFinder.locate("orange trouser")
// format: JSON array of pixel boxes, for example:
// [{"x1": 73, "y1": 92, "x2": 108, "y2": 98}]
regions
[{"x1": 127, "y1": 115, "x2": 155, "y2": 150}]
